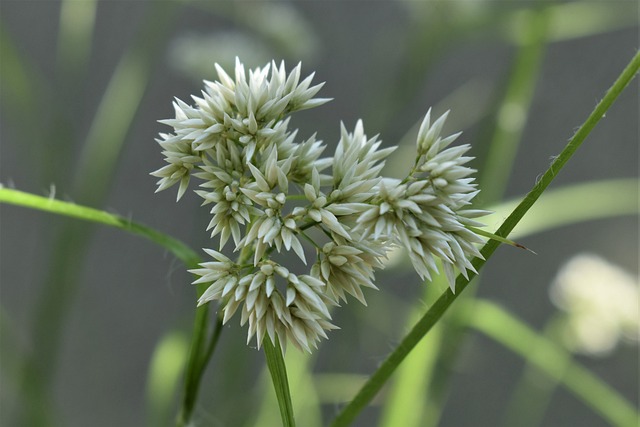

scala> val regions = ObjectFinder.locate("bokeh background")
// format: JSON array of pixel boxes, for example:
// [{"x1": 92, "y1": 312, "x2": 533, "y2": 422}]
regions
[{"x1": 1, "y1": 1, "x2": 638, "y2": 426}]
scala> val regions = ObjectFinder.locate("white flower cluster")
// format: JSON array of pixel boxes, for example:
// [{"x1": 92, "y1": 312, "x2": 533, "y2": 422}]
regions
[
  {"x1": 550, "y1": 253, "x2": 639, "y2": 356},
  {"x1": 152, "y1": 59, "x2": 487, "y2": 352}
]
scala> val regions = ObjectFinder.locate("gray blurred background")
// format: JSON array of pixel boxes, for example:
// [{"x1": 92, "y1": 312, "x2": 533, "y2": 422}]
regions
[{"x1": 1, "y1": 1, "x2": 638, "y2": 426}]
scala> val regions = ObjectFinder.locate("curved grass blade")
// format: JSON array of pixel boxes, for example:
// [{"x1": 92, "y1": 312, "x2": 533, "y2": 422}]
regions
[
  {"x1": 0, "y1": 187, "x2": 199, "y2": 266},
  {"x1": 470, "y1": 300, "x2": 639, "y2": 426}
]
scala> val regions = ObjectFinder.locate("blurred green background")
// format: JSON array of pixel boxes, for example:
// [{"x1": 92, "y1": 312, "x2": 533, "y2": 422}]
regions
[{"x1": 1, "y1": 1, "x2": 638, "y2": 426}]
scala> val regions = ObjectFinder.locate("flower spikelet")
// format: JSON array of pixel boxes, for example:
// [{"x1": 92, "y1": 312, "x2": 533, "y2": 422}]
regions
[
  {"x1": 353, "y1": 109, "x2": 488, "y2": 291},
  {"x1": 153, "y1": 58, "x2": 487, "y2": 351}
]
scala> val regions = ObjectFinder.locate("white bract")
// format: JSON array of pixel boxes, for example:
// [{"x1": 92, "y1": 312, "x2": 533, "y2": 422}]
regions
[{"x1": 152, "y1": 58, "x2": 487, "y2": 351}]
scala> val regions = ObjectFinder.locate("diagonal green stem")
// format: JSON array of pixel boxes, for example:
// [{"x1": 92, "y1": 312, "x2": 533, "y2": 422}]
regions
[
  {"x1": 329, "y1": 50, "x2": 640, "y2": 427},
  {"x1": 398, "y1": 8, "x2": 552, "y2": 426},
  {"x1": 384, "y1": 177, "x2": 638, "y2": 427},
  {"x1": 0, "y1": 188, "x2": 200, "y2": 267}
]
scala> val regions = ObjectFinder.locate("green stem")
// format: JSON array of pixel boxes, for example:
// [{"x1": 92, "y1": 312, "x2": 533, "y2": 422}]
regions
[
  {"x1": 470, "y1": 300, "x2": 639, "y2": 427},
  {"x1": 329, "y1": 50, "x2": 640, "y2": 427},
  {"x1": 264, "y1": 337, "x2": 296, "y2": 427},
  {"x1": 0, "y1": 188, "x2": 199, "y2": 267}
]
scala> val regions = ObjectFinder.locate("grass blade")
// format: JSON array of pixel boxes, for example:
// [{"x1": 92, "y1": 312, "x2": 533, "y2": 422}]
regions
[{"x1": 470, "y1": 300, "x2": 639, "y2": 426}]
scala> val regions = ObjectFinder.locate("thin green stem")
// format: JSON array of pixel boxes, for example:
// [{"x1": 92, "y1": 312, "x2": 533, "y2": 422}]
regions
[
  {"x1": 56, "y1": 0, "x2": 97, "y2": 79},
  {"x1": 470, "y1": 300, "x2": 638, "y2": 427},
  {"x1": 467, "y1": 226, "x2": 534, "y2": 253},
  {"x1": 0, "y1": 188, "x2": 199, "y2": 267},
  {"x1": 254, "y1": 350, "x2": 322, "y2": 427},
  {"x1": 286, "y1": 194, "x2": 308, "y2": 201},
  {"x1": 329, "y1": 50, "x2": 640, "y2": 427},
  {"x1": 264, "y1": 337, "x2": 296, "y2": 427}
]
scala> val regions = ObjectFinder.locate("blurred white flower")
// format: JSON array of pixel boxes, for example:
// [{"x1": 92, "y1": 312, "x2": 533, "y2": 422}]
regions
[
  {"x1": 153, "y1": 58, "x2": 486, "y2": 351},
  {"x1": 353, "y1": 109, "x2": 487, "y2": 289},
  {"x1": 550, "y1": 253, "x2": 639, "y2": 356}
]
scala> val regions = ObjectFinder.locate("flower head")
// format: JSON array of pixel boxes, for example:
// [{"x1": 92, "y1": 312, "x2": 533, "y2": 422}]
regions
[
  {"x1": 550, "y1": 253, "x2": 639, "y2": 356},
  {"x1": 153, "y1": 58, "x2": 487, "y2": 351}
]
